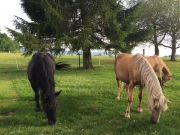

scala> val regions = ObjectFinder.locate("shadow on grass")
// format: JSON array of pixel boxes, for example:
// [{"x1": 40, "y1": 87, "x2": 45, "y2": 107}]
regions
[
  {"x1": 0, "y1": 92, "x2": 118, "y2": 127},
  {"x1": 0, "y1": 89, "x2": 153, "y2": 132}
]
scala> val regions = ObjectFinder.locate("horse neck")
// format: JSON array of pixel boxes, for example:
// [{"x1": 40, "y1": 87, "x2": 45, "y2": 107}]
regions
[
  {"x1": 134, "y1": 54, "x2": 162, "y2": 97},
  {"x1": 42, "y1": 79, "x2": 55, "y2": 96},
  {"x1": 162, "y1": 64, "x2": 172, "y2": 76}
]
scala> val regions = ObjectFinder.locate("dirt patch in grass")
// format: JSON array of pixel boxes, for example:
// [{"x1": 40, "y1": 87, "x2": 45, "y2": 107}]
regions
[{"x1": 0, "y1": 112, "x2": 15, "y2": 119}]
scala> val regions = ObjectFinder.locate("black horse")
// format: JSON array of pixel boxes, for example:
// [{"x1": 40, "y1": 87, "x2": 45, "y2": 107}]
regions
[{"x1": 27, "y1": 52, "x2": 61, "y2": 125}]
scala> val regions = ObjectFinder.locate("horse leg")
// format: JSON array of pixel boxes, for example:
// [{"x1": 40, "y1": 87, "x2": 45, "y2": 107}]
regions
[
  {"x1": 125, "y1": 83, "x2": 134, "y2": 118},
  {"x1": 116, "y1": 79, "x2": 120, "y2": 100},
  {"x1": 137, "y1": 85, "x2": 144, "y2": 113},
  {"x1": 125, "y1": 83, "x2": 129, "y2": 99},
  {"x1": 32, "y1": 86, "x2": 42, "y2": 112},
  {"x1": 157, "y1": 71, "x2": 163, "y2": 87}
]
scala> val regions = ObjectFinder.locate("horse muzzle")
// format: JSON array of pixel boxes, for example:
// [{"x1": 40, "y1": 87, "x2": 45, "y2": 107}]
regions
[{"x1": 150, "y1": 116, "x2": 159, "y2": 124}]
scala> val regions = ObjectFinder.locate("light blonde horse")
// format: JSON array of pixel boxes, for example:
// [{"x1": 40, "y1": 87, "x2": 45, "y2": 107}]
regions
[
  {"x1": 114, "y1": 53, "x2": 170, "y2": 123},
  {"x1": 145, "y1": 55, "x2": 172, "y2": 87},
  {"x1": 117, "y1": 54, "x2": 172, "y2": 100}
]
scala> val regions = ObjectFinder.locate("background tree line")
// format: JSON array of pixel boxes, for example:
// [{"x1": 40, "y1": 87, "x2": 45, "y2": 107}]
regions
[
  {"x1": 6, "y1": 0, "x2": 180, "y2": 69},
  {"x1": 0, "y1": 32, "x2": 20, "y2": 52}
]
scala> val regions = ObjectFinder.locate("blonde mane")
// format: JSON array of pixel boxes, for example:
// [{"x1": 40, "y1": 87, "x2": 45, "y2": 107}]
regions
[{"x1": 133, "y1": 53, "x2": 168, "y2": 111}]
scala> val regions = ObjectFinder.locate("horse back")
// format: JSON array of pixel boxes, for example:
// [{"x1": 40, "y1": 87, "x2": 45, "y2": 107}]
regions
[
  {"x1": 115, "y1": 53, "x2": 136, "y2": 83},
  {"x1": 145, "y1": 55, "x2": 164, "y2": 72},
  {"x1": 27, "y1": 52, "x2": 55, "y2": 85}
]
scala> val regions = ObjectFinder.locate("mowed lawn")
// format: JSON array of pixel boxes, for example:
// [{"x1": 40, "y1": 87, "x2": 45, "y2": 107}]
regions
[{"x1": 0, "y1": 52, "x2": 180, "y2": 135}]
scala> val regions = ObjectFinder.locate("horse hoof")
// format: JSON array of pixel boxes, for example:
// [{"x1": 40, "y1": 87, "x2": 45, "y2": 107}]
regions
[
  {"x1": 137, "y1": 108, "x2": 143, "y2": 113},
  {"x1": 125, "y1": 113, "x2": 130, "y2": 118}
]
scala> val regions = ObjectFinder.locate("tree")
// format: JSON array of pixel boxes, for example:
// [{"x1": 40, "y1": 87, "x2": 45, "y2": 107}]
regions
[
  {"x1": 7, "y1": 0, "x2": 122, "y2": 69},
  {"x1": 0, "y1": 32, "x2": 20, "y2": 52},
  {"x1": 161, "y1": 0, "x2": 180, "y2": 61},
  {"x1": 138, "y1": 0, "x2": 168, "y2": 56},
  {"x1": 38, "y1": 0, "x2": 122, "y2": 69},
  {"x1": 6, "y1": 16, "x2": 51, "y2": 55},
  {"x1": 7, "y1": 0, "x2": 154, "y2": 68},
  {"x1": 139, "y1": 0, "x2": 180, "y2": 60},
  {"x1": 105, "y1": 2, "x2": 153, "y2": 54}
]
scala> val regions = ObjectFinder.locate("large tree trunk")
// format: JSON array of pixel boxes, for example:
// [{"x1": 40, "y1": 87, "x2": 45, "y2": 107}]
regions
[
  {"x1": 83, "y1": 48, "x2": 93, "y2": 69},
  {"x1": 153, "y1": 26, "x2": 159, "y2": 56},
  {"x1": 154, "y1": 42, "x2": 159, "y2": 56},
  {"x1": 170, "y1": 34, "x2": 176, "y2": 61}
]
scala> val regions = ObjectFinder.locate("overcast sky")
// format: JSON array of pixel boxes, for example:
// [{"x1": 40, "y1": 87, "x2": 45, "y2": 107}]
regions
[
  {"x1": 0, "y1": 0, "x2": 30, "y2": 33},
  {"x1": 0, "y1": 0, "x2": 178, "y2": 56}
]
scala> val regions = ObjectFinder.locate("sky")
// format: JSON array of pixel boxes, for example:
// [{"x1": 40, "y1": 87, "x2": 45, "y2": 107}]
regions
[
  {"x1": 0, "y1": 0, "x2": 30, "y2": 33},
  {"x1": 0, "y1": 0, "x2": 179, "y2": 57}
]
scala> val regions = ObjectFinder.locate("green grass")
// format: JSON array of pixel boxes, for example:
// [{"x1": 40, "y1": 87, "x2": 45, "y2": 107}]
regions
[{"x1": 0, "y1": 52, "x2": 180, "y2": 135}]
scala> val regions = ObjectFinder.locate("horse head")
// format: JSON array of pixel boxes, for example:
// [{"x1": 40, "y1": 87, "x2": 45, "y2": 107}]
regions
[
  {"x1": 149, "y1": 94, "x2": 170, "y2": 124},
  {"x1": 43, "y1": 90, "x2": 62, "y2": 125},
  {"x1": 162, "y1": 75, "x2": 173, "y2": 86}
]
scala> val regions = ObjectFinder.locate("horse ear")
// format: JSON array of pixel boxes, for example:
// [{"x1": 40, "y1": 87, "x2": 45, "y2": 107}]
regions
[
  {"x1": 55, "y1": 90, "x2": 62, "y2": 97},
  {"x1": 165, "y1": 98, "x2": 171, "y2": 103}
]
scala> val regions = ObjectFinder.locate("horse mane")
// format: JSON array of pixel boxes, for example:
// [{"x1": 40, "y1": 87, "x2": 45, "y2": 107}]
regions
[
  {"x1": 30, "y1": 53, "x2": 56, "y2": 96},
  {"x1": 133, "y1": 53, "x2": 168, "y2": 111}
]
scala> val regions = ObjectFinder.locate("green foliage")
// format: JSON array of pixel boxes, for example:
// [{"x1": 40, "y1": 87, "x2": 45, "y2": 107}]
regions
[
  {"x1": 18, "y1": 0, "x2": 121, "y2": 51},
  {"x1": 0, "y1": 33, "x2": 20, "y2": 52},
  {"x1": 8, "y1": 0, "x2": 123, "y2": 68},
  {"x1": 138, "y1": 0, "x2": 180, "y2": 57},
  {"x1": 6, "y1": 27, "x2": 45, "y2": 56},
  {"x1": 105, "y1": 2, "x2": 154, "y2": 53},
  {"x1": 0, "y1": 53, "x2": 180, "y2": 134}
]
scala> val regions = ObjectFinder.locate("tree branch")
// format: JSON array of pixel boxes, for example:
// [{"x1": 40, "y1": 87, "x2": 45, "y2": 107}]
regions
[
  {"x1": 157, "y1": 32, "x2": 166, "y2": 45},
  {"x1": 160, "y1": 44, "x2": 172, "y2": 48}
]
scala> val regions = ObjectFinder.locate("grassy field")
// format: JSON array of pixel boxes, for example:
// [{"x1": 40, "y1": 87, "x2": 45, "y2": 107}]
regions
[{"x1": 0, "y1": 52, "x2": 180, "y2": 135}]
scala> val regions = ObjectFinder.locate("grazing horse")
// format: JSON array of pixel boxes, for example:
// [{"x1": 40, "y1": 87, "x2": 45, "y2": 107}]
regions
[
  {"x1": 117, "y1": 54, "x2": 172, "y2": 100},
  {"x1": 145, "y1": 55, "x2": 172, "y2": 87},
  {"x1": 27, "y1": 52, "x2": 62, "y2": 125},
  {"x1": 114, "y1": 53, "x2": 170, "y2": 123}
]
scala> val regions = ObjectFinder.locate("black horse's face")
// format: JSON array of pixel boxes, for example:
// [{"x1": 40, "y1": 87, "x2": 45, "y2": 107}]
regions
[{"x1": 43, "y1": 90, "x2": 62, "y2": 125}]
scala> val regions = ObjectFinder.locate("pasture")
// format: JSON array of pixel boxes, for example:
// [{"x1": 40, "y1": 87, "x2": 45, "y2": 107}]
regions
[{"x1": 0, "y1": 52, "x2": 180, "y2": 135}]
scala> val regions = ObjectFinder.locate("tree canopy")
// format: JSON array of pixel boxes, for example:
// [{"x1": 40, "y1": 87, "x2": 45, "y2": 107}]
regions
[
  {"x1": 6, "y1": 0, "x2": 154, "y2": 69},
  {"x1": 105, "y1": 2, "x2": 153, "y2": 53},
  {"x1": 137, "y1": 0, "x2": 180, "y2": 60}
]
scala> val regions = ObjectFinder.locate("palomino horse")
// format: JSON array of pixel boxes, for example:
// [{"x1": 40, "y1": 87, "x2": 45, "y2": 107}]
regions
[
  {"x1": 27, "y1": 52, "x2": 62, "y2": 125},
  {"x1": 145, "y1": 55, "x2": 172, "y2": 87},
  {"x1": 117, "y1": 54, "x2": 172, "y2": 100},
  {"x1": 114, "y1": 53, "x2": 170, "y2": 123}
]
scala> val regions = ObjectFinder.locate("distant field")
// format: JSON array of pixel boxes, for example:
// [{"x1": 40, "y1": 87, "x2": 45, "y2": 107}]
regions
[{"x1": 0, "y1": 52, "x2": 180, "y2": 135}]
